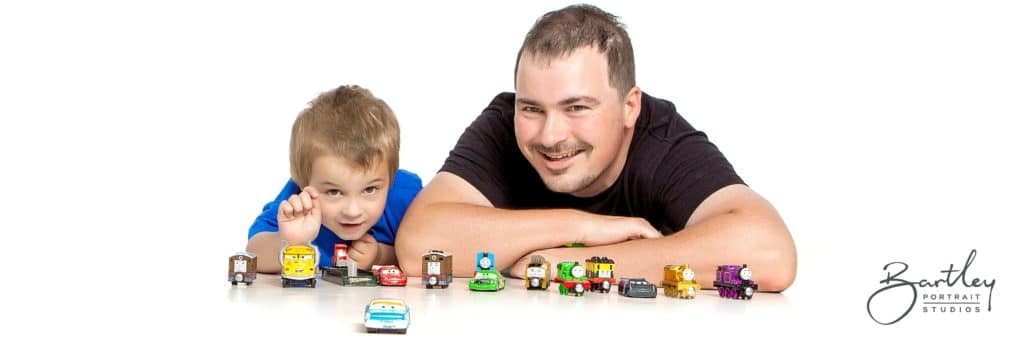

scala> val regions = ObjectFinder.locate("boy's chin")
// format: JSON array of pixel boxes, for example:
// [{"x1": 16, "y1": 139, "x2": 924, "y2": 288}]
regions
[{"x1": 329, "y1": 226, "x2": 370, "y2": 241}]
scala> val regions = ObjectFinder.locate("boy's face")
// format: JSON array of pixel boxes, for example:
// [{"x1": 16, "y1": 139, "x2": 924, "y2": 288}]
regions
[
  {"x1": 514, "y1": 45, "x2": 638, "y2": 197},
  {"x1": 307, "y1": 155, "x2": 390, "y2": 240}
]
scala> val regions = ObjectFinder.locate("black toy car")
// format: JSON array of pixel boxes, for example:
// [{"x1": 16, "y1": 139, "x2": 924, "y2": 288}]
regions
[{"x1": 618, "y1": 278, "x2": 658, "y2": 298}]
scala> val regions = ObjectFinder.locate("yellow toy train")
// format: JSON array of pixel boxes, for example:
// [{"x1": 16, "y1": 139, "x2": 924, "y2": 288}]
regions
[{"x1": 662, "y1": 264, "x2": 701, "y2": 299}]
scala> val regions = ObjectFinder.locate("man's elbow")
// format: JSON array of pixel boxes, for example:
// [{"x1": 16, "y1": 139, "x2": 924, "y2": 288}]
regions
[{"x1": 757, "y1": 240, "x2": 797, "y2": 292}]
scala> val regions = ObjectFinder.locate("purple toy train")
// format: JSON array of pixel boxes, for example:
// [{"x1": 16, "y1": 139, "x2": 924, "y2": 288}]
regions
[{"x1": 713, "y1": 264, "x2": 758, "y2": 300}]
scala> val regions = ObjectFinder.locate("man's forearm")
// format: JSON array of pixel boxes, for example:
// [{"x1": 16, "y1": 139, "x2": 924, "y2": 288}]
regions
[
  {"x1": 519, "y1": 209, "x2": 797, "y2": 292},
  {"x1": 396, "y1": 202, "x2": 593, "y2": 277},
  {"x1": 245, "y1": 232, "x2": 283, "y2": 273}
]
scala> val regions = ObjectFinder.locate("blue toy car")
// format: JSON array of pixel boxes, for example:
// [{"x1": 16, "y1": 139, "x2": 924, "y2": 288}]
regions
[{"x1": 364, "y1": 299, "x2": 410, "y2": 334}]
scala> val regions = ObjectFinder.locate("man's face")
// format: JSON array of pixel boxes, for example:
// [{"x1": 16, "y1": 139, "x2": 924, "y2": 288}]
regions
[
  {"x1": 308, "y1": 155, "x2": 390, "y2": 240},
  {"x1": 514, "y1": 46, "x2": 639, "y2": 197}
]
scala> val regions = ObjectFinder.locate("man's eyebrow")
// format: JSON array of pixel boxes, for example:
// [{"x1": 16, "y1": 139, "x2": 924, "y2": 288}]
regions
[
  {"x1": 515, "y1": 97, "x2": 541, "y2": 106},
  {"x1": 557, "y1": 96, "x2": 600, "y2": 106},
  {"x1": 515, "y1": 96, "x2": 600, "y2": 107}
]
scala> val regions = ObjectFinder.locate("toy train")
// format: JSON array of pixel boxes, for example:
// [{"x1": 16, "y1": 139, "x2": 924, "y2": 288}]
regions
[
  {"x1": 553, "y1": 261, "x2": 591, "y2": 296},
  {"x1": 422, "y1": 249, "x2": 453, "y2": 289},
  {"x1": 713, "y1": 264, "x2": 758, "y2": 299},
  {"x1": 469, "y1": 252, "x2": 505, "y2": 291},
  {"x1": 228, "y1": 252, "x2": 257, "y2": 285},
  {"x1": 662, "y1": 264, "x2": 701, "y2": 299},
  {"x1": 525, "y1": 255, "x2": 550, "y2": 290},
  {"x1": 585, "y1": 256, "x2": 616, "y2": 293}
]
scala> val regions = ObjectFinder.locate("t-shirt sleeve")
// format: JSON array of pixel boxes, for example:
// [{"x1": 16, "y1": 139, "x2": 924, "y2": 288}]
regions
[
  {"x1": 247, "y1": 180, "x2": 301, "y2": 239},
  {"x1": 438, "y1": 93, "x2": 518, "y2": 207},
  {"x1": 658, "y1": 133, "x2": 745, "y2": 233},
  {"x1": 370, "y1": 169, "x2": 423, "y2": 245}
]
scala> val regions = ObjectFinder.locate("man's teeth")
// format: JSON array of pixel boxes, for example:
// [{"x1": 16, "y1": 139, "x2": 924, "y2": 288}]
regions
[{"x1": 545, "y1": 151, "x2": 578, "y2": 159}]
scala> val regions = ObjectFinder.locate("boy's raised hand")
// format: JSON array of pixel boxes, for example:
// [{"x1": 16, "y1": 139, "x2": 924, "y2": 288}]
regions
[{"x1": 277, "y1": 186, "x2": 322, "y2": 245}]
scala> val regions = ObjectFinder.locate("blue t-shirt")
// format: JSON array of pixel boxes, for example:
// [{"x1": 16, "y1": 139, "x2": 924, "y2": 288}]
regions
[{"x1": 248, "y1": 169, "x2": 422, "y2": 266}]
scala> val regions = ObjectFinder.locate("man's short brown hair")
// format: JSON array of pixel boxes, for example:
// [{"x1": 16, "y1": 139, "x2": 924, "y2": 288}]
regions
[
  {"x1": 514, "y1": 4, "x2": 636, "y2": 100},
  {"x1": 290, "y1": 85, "x2": 400, "y2": 187}
]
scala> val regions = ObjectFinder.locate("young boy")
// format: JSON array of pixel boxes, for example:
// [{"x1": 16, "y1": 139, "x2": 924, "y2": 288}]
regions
[{"x1": 246, "y1": 85, "x2": 422, "y2": 273}]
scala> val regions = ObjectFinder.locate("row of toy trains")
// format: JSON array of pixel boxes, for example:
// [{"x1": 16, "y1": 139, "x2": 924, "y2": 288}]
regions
[{"x1": 228, "y1": 244, "x2": 759, "y2": 299}]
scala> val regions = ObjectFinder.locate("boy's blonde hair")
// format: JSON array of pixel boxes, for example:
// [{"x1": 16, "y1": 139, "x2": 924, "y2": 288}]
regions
[{"x1": 290, "y1": 85, "x2": 400, "y2": 187}]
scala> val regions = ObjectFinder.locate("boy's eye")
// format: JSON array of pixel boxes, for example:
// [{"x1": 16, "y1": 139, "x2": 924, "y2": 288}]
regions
[
  {"x1": 325, "y1": 189, "x2": 342, "y2": 197},
  {"x1": 363, "y1": 186, "x2": 379, "y2": 195}
]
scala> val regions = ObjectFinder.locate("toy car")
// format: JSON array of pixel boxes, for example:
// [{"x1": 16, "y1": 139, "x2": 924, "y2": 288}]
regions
[
  {"x1": 422, "y1": 249, "x2": 453, "y2": 289},
  {"x1": 320, "y1": 243, "x2": 376, "y2": 286},
  {"x1": 468, "y1": 252, "x2": 505, "y2": 291},
  {"x1": 280, "y1": 244, "x2": 319, "y2": 288},
  {"x1": 662, "y1": 264, "x2": 701, "y2": 299},
  {"x1": 372, "y1": 265, "x2": 408, "y2": 286},
  {"x1": 525, "y1": 255, "x2": 550, "y2": 290},
  {"x1": 618, "y1": 278, "x2": 657, "y2": 298},
  {"x1": 553, "y1": 261, "x2": 590, "y2": 296},
  {"x1": 364, "y1": 298, "x2": 410, "y2": 334},
  {"x1": 714, "y1": 264, "x2": 758, "y2": 300},
  {"x1": 228, "y1": 252, "x2": 257, "y2": 286},
  {"x1": 585, "y1": 256, "x2": 616, "y2": 293}
]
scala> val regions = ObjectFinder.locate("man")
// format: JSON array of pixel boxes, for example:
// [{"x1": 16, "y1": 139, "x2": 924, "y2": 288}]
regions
[{"x1": 396, "y1": 4, "x2": 796, "y2": 291}]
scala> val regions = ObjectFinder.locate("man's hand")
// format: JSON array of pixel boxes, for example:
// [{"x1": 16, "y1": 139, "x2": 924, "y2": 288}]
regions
[
  {"x1": 348, "y1": 233, "x2": 380, "y2": 270},
  {"x1": 576, "y1": 214, "x2": 662, "y2": 246},
  {"x1": 277, "y1": 186, "x2": 322, "y2": 245}
]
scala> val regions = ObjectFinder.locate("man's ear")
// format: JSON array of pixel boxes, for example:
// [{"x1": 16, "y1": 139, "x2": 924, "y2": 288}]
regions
[{"x1": 622, "y1": 86, "x2": 642, "y2": 128}]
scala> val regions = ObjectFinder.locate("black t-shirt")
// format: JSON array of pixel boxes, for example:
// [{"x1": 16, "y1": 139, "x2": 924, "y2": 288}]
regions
[{"x1": 440, "y1": 92, "x2": 745, "y2": 235}]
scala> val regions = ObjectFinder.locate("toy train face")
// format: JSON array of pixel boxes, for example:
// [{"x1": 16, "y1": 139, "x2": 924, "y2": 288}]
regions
[
  {"x1": 422, "y1": 250, "x2": 453, "y2": 289},
  {"x1": 713, "y1": 264, "x2": 758, "y2": 299},
  {"x1": 476, "y1": 252, "x2": 494, "y2": 270},
  {"x1": 280, "y1": 244, "x2": 319, "y2": 287},
  {"x1": 228, "y1": 252, "x2": 257, "y2": 285},
  {"x1": 525, "y1": 255, "x2": 550, "y2": 290}
]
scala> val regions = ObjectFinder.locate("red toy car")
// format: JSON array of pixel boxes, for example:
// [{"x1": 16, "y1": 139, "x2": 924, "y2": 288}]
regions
[{"x1": 371, "y1": 265, "x2": 408, "y2": 286}]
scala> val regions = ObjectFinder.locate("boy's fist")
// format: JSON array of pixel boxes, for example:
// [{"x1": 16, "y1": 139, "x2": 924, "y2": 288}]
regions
[
  {"x1": 348, "y1": 233, "x2": 379, "y2": 270},
  {"x1": 277, "y1": 186, "x2": 321, "y2": 245}
]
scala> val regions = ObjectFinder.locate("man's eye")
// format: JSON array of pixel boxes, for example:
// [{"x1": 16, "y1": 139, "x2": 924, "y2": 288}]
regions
[
  {"x1": 569, "y1": 105, "x2": 589, "y2": 112},
  {"x1": 522, "y1": 106, "x2": 542, "y2": 113}
]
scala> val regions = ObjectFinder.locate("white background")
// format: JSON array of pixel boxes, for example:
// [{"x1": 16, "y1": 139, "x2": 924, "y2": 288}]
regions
[{"x1": 0, "y1": 0, "x2": 1018, "y2": 343}]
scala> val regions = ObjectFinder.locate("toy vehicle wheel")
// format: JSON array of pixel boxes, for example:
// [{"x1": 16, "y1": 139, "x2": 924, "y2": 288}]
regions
[
  {"x1": 231, "y1": 281, "x2": 238, "y2": 286},
  {"x1": 281, "y1": 280, "x2": 287, "y2": 288},
  {"x1": 310, "y1": 279, "x2": 317, "y2": 288}
]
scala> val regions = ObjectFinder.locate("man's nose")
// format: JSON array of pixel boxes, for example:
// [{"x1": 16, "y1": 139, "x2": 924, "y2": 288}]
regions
[{"x1": 539, "y1": 113, "x2": 570, "y2": 148}]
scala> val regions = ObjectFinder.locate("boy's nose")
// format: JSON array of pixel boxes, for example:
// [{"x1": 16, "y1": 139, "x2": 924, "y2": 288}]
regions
[{"x1": 341, "y1": 199, "x2": 362, "y2": 218}]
